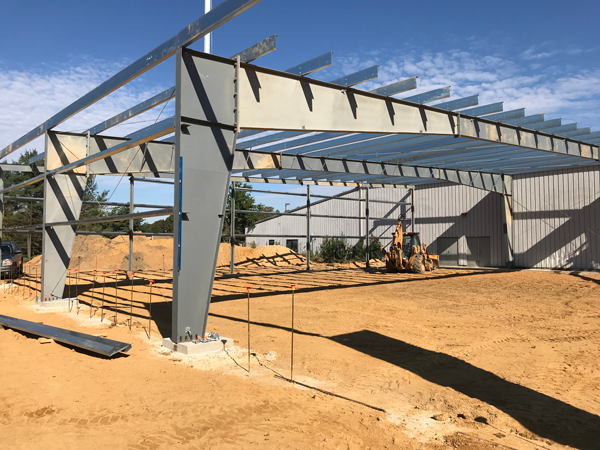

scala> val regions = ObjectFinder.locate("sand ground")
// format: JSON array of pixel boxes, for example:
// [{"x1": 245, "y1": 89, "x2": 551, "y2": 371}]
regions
[{"x1": 0, "y1": 263, "x2": 599, "y2": 449}]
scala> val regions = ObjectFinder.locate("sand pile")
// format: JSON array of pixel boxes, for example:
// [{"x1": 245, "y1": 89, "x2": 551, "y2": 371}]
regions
[{"x1": 28, "y1": 236, "x2": 305, "y2": 271}]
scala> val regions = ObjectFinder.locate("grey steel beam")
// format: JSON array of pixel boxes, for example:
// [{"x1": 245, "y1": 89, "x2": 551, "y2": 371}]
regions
[
  {"x1": 483, "y1": 108, "x2": 525, "y2": 122},
  {"x1": 1, "y1": 0, "x2": 261, "y2": 159},
  {"x1": 0, "y1": 314, "x2": 131, "y2": 357},
  {"x1": 169, "y1": 48, "x2": 238, "y2": 344},
  {"x1": 230, "y1": 175, "x2": 411, "y2": 188},
  {"x1": 285, "y1": 52, "x2": 332, "y2": 76},
  {"x1": 0, "y1": 164, "x2": 42, "y2": 173},
  {"x1": 40, "y1": 131, "x2": 88, "y2": 301},
  {"x1": 233, "y1": 149, "x2": 511, "y2": 194}
]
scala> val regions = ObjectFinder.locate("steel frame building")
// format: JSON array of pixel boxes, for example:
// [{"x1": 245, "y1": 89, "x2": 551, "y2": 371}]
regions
[{"x1": 1, "y1": 0, "x2": 598, "y2": 346}]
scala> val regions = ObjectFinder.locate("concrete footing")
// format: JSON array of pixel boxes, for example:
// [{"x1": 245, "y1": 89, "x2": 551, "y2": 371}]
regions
[
  {"x1": 35, "y1": 298, "x2": 79, "y2": 310},
  {"x1": 162, "y1": 337, "x2": 234, "y2": 355}
]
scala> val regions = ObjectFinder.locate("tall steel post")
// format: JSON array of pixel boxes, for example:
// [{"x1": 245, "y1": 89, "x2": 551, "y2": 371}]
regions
[
  {"x1": 501, "y1": 193, "x2": 514, "y2": 268},
  {"x1": 170, "y1": 49, "x2": 238, "y2": 344},
  {"x1": 129, "y1": 175, "x2": 134, "y2": 272},
  {"x1": 0, "y1": 169, "x2": 3, "y2": 242},
  {"x1": 365, "y1": 187, "x2": 370, "y2": 267},
  {"x1": 230, "y1": 181, "x2": 235, "y2": 275},
  {"x1": 306, "y1": 185, "x2": 310, "y2": 271},
  {"x1": 410, "y1": 188, "x2": 415, "y2": 231}
]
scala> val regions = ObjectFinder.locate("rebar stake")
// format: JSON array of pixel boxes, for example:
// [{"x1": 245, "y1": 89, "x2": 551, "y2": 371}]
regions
[
  {"x1": 26, "y1": 263, "x2": 31, "y2": 299},
  {"x1": 67, "y1": 268, "x2": 72, "y2": 311},
  {"x1": 148, "y1": 280, "x2": 154, "y2": 339},
  {"x1": 291, "y1": 284, "x2": 296, "y2": 383},
  {"x1": 114, "y1": 269, "x2": 119, "y2": 325},
  {"x1": 246, "y1": 284, "x2": 252, "y2": 374},
  {"x1": 100, "y1": 272, "x2": 107, "y2": 322},
  {"x1": 90, "y1": 269, "x2": 97, "y2": 318},
  {"x1": 34, "y1": 265, "x2": 38, "y2": 301},
  {"x1": 75, "y1": 269, "x2": 79, "y2": 314},
  {"x1": 129, "y1": 273, "x2": 135, "y2": 331}
]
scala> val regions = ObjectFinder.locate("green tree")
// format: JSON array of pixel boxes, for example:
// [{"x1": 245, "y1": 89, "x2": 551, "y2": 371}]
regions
[
  {"x1": 223, "y1": 182, "x2": 278, "y2": 245},
  {"x1": 140, "y1": 214, "x2": 173, "y2": 234}
]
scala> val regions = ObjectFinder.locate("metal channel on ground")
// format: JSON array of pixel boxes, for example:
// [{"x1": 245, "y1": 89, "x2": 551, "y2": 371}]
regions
[{"x1": 0, "y1": 314, "x2": 131, "y2": 357}]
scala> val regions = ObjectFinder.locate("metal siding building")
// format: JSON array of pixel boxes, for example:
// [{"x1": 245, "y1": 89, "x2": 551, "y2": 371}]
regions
[{"x1": 247, "y1": 165, "x2": 600, "y2": 270}]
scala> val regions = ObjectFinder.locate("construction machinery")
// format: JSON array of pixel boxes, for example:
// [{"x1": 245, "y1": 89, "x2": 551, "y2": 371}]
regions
[{"x1": 381, "y1": 221, "x2": 439, "y2": 274}]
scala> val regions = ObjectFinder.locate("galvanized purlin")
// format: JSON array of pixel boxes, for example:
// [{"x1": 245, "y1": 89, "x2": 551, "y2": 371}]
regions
[
  {"x1": 330, "y1": 66, "x2": 379, "y2": 87},
  {"x1": 485, "y1": 108, "x2": 525, "y2": 122},
  {"x1": 233, "y1": 34, "x2": 277, "y2": 63},
  {"x1": 503, "y1": 114, "x2": 545, "y2": 126},
  {"x1": 432, "y1": 95, "x2": 478, "y2": 111},
  {"x1": 402, "y1": 87, "x2": 451, "y2": 104},
  {"x1": 0, "y1": 314, "x2": 131, "y2": 357},
  {"x1": 4, "y1": 196, "x2": 170, "y2": 209},
  {"x1": 459, "y1": 102, "x2": 503, "y2": 117},
  {"x1": 45, "y1": 208, "x2": 174, "y2": 227},
  {"x1": 285, "y1": 52, "x2": 332, "y2": 76},
  {"x1": 369, "y1": 77, "x2": 417, "y2": 96},
  {"x1": 559, "y1": 128, "x2": 591, "y2": 138},
  {"x1": 0, "y1": 0, "x2": 261, "y2": 159},
  {"x1": 87, "y1": 87, "x2": 176, "y2": 136}
]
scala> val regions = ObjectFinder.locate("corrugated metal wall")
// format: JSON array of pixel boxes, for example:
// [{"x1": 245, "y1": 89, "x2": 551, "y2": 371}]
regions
[
  {"x1": 246, "y1": 165, "x2": 600, "y2": 270},
  {"x1": 513, "y1": 166, "x2": 600, "y2": 270},
  {"x1": 413, "y1": 183, "x2": 506, "y2": 267}
]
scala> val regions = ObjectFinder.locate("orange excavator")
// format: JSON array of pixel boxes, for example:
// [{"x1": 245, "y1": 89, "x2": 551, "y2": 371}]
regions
[{"x1": 381, "y1": 220, "x2": 439, "y2": 274}]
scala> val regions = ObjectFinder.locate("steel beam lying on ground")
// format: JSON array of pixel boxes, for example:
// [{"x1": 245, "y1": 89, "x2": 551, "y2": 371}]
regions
[
  {"x1": 0, "y1": 314, "x2": 131, "y2": 357},
  {"x1": 233, "y1": 150, "x2": 511, "y2": 194}
]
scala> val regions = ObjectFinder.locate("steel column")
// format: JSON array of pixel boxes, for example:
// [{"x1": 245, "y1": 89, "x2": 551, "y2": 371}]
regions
[
  {"x1": 170, "y1": 48, "x2": 238, "y2": 343},
  {"x1": 40, "y1": 132, "x2": 88, "y2": 301},
  {"x1": 365, "y1": 187, "x2": 370, "y2": 267},
  {"x1": 306, "y1": 185, "x2": 311, "y2": 271},
  {"x1": 501, "y1": 191, "x2": 514, "y2": 268},
  {"x1": 129, "y1": 176, "x2": 134, "y2": 272},
  {"x1": 410, "y1": 188, "x2": 415, "y2": 231},
  {"x1": 230, "y1": 182, "x2": 235, "y2": 275}
]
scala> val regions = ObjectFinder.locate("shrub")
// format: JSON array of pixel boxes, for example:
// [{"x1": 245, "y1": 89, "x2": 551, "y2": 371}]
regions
[
  {"x1": 369, "y1": 236, "x2": 382, "y2": 260},
  {"x1": 249, "y1": 241, "x2": 257, "y2": 249},
  {"x1": 319, "y1": 236, "x2": 349, "y2": 262},
  {"x1": 351, "y1": 240, "x2": 366, "y2": 260}
]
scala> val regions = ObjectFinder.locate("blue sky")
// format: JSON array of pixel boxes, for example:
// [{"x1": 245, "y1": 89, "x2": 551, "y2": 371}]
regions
[{"x1": 1, "y1": 0, "x2": 600, "y2": 215}]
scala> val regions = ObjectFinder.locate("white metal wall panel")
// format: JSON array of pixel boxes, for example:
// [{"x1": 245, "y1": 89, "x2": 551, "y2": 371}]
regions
[
  {"x1": 246, "y1": 165, "x2": 599, "y2": 270},
  {"x1": 513, "y1": 166, "x2": 600, "y2": 270}
]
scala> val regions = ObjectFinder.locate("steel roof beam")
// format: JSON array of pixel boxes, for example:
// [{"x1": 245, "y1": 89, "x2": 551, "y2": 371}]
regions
[
  {"x1": 230, "y1": 175, "x2": 411, "y2": 188},
  {"x1": 232, "y1": 34, "x2": 277, "y2": 63},
  {"x1": 458, "y1": 102, "x2": 503, "y2": 117},
  {"x1": 430, "y1": 95, "x2": 478, "y2": 111},
  {"x1": 369, "y1": 77, "x2": 417, "y2": 96},
  {"x1": 2, "y1": 0, "x2": 260, "y2": 159},
  {"x1": 233, "y1": 149, "x2": 510, "y2": 194}
]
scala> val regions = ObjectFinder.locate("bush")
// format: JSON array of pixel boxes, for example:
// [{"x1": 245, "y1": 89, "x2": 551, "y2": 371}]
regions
[
  {"x1": 369, "y1": 236, "x2": 382, "y2": 260},
  {"x1": 351, "y1": 240, "x2": 366, "y2": 260},
  {"x1": 319, "y1": 236, "x2": 349, "y2": 262},
  {"x1": 249, "y1": 241, "x2": 257, "y2": 249}
]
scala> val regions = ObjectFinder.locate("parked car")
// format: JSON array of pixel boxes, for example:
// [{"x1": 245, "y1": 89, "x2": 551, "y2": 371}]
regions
[{"x1": 1, "y1": 241, "x2": 23, "y2": 279}]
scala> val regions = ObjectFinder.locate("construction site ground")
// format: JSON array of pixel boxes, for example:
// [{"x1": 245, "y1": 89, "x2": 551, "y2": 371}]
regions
[{"x1": 0, "y1": 241, "x2": 599, "y2": 449}]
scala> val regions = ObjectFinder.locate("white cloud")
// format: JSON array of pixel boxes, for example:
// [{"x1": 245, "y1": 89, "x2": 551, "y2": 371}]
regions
[
  {"x1": 316, "y1": 49, "x2": 600, "y2": 129},
  {"x1": 0, "y1": 58, "x2": 172, "y2": 162}
]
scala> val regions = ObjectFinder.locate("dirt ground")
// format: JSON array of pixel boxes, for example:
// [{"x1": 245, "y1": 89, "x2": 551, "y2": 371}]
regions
[{"x1": 0, "y1": 258, "x2": 599, "y2": 449}]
